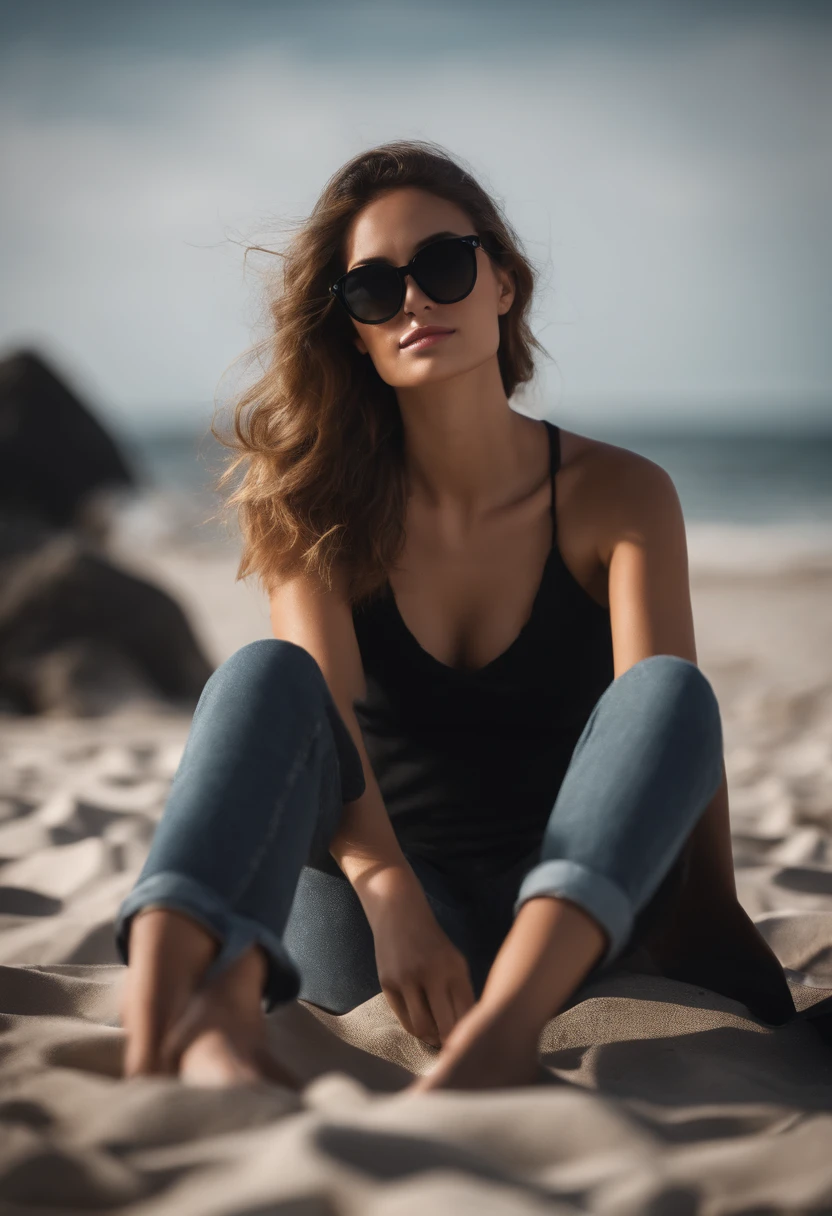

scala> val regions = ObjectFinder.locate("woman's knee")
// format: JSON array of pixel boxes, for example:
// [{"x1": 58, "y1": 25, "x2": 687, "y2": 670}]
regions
[
  {"x1": 631, "y1": 654, "x2": 723, "y2": 787},
  {"x1": 197, "y1": 638, "x2": 327, "y2": 721},
  {"x1": 630, "y1": 654, "x2": 720, "y2": 730}
]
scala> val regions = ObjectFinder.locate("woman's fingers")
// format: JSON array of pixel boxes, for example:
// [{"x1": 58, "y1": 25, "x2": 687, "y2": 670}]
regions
[
  {"x1": 424, "y1": 982, "x2": 459, "y2": 1046},
  {"x1": 402, "y1": 984, "x2": 441, "y2": 1047},
  {"x1": 447, "y1": 972, "x2": 477, "y2": 1025},
  {"x1": 382, "y1": 985, "x2": 416, "y2": 1037}
]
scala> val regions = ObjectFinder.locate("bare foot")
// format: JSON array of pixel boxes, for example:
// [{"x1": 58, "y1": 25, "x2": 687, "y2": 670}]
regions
[
  {"x1": 405, "y1": 1004, "x2": 541, "y2": 1093},
  {"x1": 160, "y1": 950, "x2": 302, "y2": 1092},
  {"x1": 120, "y1": 906, "x2": 222, "y2": 1078},
  {"x1": 167, "y1": 990, "x2": 301, "y2": 1091},
  {"x1": 120, "y1": 907, "x2": 299, "y2": 1091}
]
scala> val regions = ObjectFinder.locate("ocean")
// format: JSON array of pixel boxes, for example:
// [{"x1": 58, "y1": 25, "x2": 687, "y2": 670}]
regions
[{"x1": 109, "y1": 418, "x2": 832, "y2": 575}]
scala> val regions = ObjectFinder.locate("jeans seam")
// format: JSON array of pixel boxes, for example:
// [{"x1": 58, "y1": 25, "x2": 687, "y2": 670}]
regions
[{"x1": 227, "y1": 716, "x2": 324, "y2": 907}]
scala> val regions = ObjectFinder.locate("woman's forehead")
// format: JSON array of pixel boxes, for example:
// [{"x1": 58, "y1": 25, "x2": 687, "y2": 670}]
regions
[{"x1": 344, "y1": 190, "x2": 472, "y2": 266}]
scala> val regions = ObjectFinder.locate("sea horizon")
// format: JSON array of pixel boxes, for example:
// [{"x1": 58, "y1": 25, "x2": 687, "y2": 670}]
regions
[{"x1": 104, "y1": 411, "x2": 832, "y2": 579}]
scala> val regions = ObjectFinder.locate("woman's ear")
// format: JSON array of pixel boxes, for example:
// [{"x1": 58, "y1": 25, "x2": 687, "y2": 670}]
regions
[
  {"x1": 354, "y1": 336, "x2": 369, "y2": 356},
  {"x1": 496, "y1": 265, "x2": 516, "y2": 317}
]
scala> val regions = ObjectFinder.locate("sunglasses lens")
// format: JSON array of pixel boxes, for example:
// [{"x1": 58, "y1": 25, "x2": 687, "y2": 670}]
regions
[
  {"x1": 414, "y1": 239, "x2": 476, "y2": 303},
  {"x1": 338, "y1": 238, "x2": 478, "y2": 323},
  {"x1": 342, "y1": 264, "x2": 401, "y2": 323}
]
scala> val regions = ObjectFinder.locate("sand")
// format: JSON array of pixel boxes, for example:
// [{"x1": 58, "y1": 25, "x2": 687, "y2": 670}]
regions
[{"x1": 1, "y1": 529, "x2": 832, "y2": 1214}]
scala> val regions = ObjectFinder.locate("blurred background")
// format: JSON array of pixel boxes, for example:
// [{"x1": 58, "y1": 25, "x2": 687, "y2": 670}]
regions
[{"x1": 1, "y1": 0, "x2": 830, "y2": 697}]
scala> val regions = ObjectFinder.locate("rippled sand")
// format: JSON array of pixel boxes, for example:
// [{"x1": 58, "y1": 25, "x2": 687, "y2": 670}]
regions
[{"x1": 1, "y1": 538, "x2": 831, "y2": 1213}]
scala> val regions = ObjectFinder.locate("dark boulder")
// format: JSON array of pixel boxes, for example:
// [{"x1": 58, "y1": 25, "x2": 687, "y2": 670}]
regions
[
  {"x1": 0, "y1": 518, "x2": 213, "y2": 716},
  {"x1": 0, "y1": 352, "x2": 214, "y2": 716},
  {"x1": 0, "y1": 349, "x2": 135, "y2": 534}
]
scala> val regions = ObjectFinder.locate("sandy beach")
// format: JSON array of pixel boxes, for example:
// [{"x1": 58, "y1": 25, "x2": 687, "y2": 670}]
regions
[{"x1": 2, "y1": 528, "x2": 832, "y2": 1213}]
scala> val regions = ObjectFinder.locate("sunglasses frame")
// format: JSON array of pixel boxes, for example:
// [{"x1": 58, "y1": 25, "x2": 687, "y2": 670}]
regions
[{"x1": 329, "y1": 233, "x2": 483, "y2": 325}]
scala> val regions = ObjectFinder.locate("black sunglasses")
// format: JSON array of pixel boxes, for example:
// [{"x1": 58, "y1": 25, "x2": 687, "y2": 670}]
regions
[{"x1": 330, "y1": 233, "x2": 483, "y2": 325}]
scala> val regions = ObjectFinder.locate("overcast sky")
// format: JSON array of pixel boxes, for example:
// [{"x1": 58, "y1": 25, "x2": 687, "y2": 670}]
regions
[{"x1": 1, "y1": 0, "x2": 829, "y2": 430}]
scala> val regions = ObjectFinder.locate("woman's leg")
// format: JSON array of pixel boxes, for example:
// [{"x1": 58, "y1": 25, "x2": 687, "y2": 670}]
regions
[
  {"x1": 410, "y1": 654, "x2": 724, "y2": 1091},
  {"x1": 115, "y1": 637, "x2": 367, "y2": 1018},
  {"x1": 511, "y1": 654, "x2": 723, "y2": 971},
  {"x1": 116, "y1": 634, "x2": 488, "y2": 1072}
]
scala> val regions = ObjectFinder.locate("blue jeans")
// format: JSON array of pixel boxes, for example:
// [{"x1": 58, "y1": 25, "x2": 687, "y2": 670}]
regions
[{"x1": 114, "y1": 640, "x2": 724, "y2": 1015}]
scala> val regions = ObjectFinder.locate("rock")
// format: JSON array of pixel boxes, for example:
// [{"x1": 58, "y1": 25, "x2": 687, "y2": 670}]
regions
[
  {"x1": 0, "y1": 349, "x2": 135, "y2": 536},
  {"x1": 0, "y1": 350, "x2": 214, "y2": 717},
  {"x1": 0, "y1": 520, "x2": 213, "y2": 716}
]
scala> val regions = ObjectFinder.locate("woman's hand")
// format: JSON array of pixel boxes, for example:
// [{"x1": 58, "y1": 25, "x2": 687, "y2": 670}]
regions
[{"x1": 355, "y1": 863, "x2": 477, "y2": 1046}]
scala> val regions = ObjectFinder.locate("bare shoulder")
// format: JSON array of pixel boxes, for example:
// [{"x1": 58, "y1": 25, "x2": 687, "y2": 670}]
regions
[
  {"x1": 558, "y1": 426, "x2": 683, "y2": 569},
  {"x1": 559, "y1": 425, "x2": 696, "y2": 670}
]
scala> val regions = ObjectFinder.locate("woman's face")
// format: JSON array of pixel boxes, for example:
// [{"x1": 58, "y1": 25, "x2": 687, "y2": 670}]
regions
[{"x1": 340, "y1": 186, "x2": 515, "y2": 389}]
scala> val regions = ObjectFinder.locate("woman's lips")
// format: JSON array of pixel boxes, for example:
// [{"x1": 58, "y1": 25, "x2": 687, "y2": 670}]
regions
[{"x1": 401, "y1": 331, "x2": 455, "y2": 351}]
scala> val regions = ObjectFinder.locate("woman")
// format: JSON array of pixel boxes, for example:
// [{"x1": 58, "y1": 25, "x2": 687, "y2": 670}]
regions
[{"x1": 115, "y1": 140, "x2": 796, "y2": 1093}]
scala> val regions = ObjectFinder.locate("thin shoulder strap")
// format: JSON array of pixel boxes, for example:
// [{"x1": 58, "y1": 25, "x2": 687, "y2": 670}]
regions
[{"x1": 544, "y1": 420, "x2": 560, "y2": 546}]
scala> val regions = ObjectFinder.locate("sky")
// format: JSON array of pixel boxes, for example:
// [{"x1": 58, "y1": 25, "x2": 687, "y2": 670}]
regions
[{"x1": 1, "y1": 0, "x2": 830, "y2": 431}]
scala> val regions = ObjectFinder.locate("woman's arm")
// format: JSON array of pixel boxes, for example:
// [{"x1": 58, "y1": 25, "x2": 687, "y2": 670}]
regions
[
  {"x1": 601, "y1": 452, "x2": 738, "y2": 904},
  {"x1": 268, "y1": 560, "x2": 417, "y2": 909},
  {"x1": 269, "y1": 560, "x2": 477, "y2": 1041},
  {"x1": 598, "y1": 450, "x2": 795, "y2": 1022}
]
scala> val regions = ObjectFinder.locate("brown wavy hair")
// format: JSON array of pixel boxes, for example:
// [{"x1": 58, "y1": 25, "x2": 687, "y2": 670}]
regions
[{"x1": 212, "y1": 138, "x2": 549, "y2": 608}]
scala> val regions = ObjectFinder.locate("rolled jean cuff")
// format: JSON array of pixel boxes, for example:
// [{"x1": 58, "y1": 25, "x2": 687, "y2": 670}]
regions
[
  {"x1": 513, "y1": 859, "x2": 634, "y2": 970},
  {"x1": 114, "y1": 870, "x2": 302, "y2": 1013}
]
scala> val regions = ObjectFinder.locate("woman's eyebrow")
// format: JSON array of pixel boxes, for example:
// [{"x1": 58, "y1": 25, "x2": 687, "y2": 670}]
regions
[{"x1": 347, "y1": 231, "x2": 461, "y2": 272}]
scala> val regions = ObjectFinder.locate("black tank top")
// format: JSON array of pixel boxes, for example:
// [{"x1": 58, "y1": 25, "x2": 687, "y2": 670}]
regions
[{"x1": 351, "y1": 420, "x2": 615, "y2": 878}]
